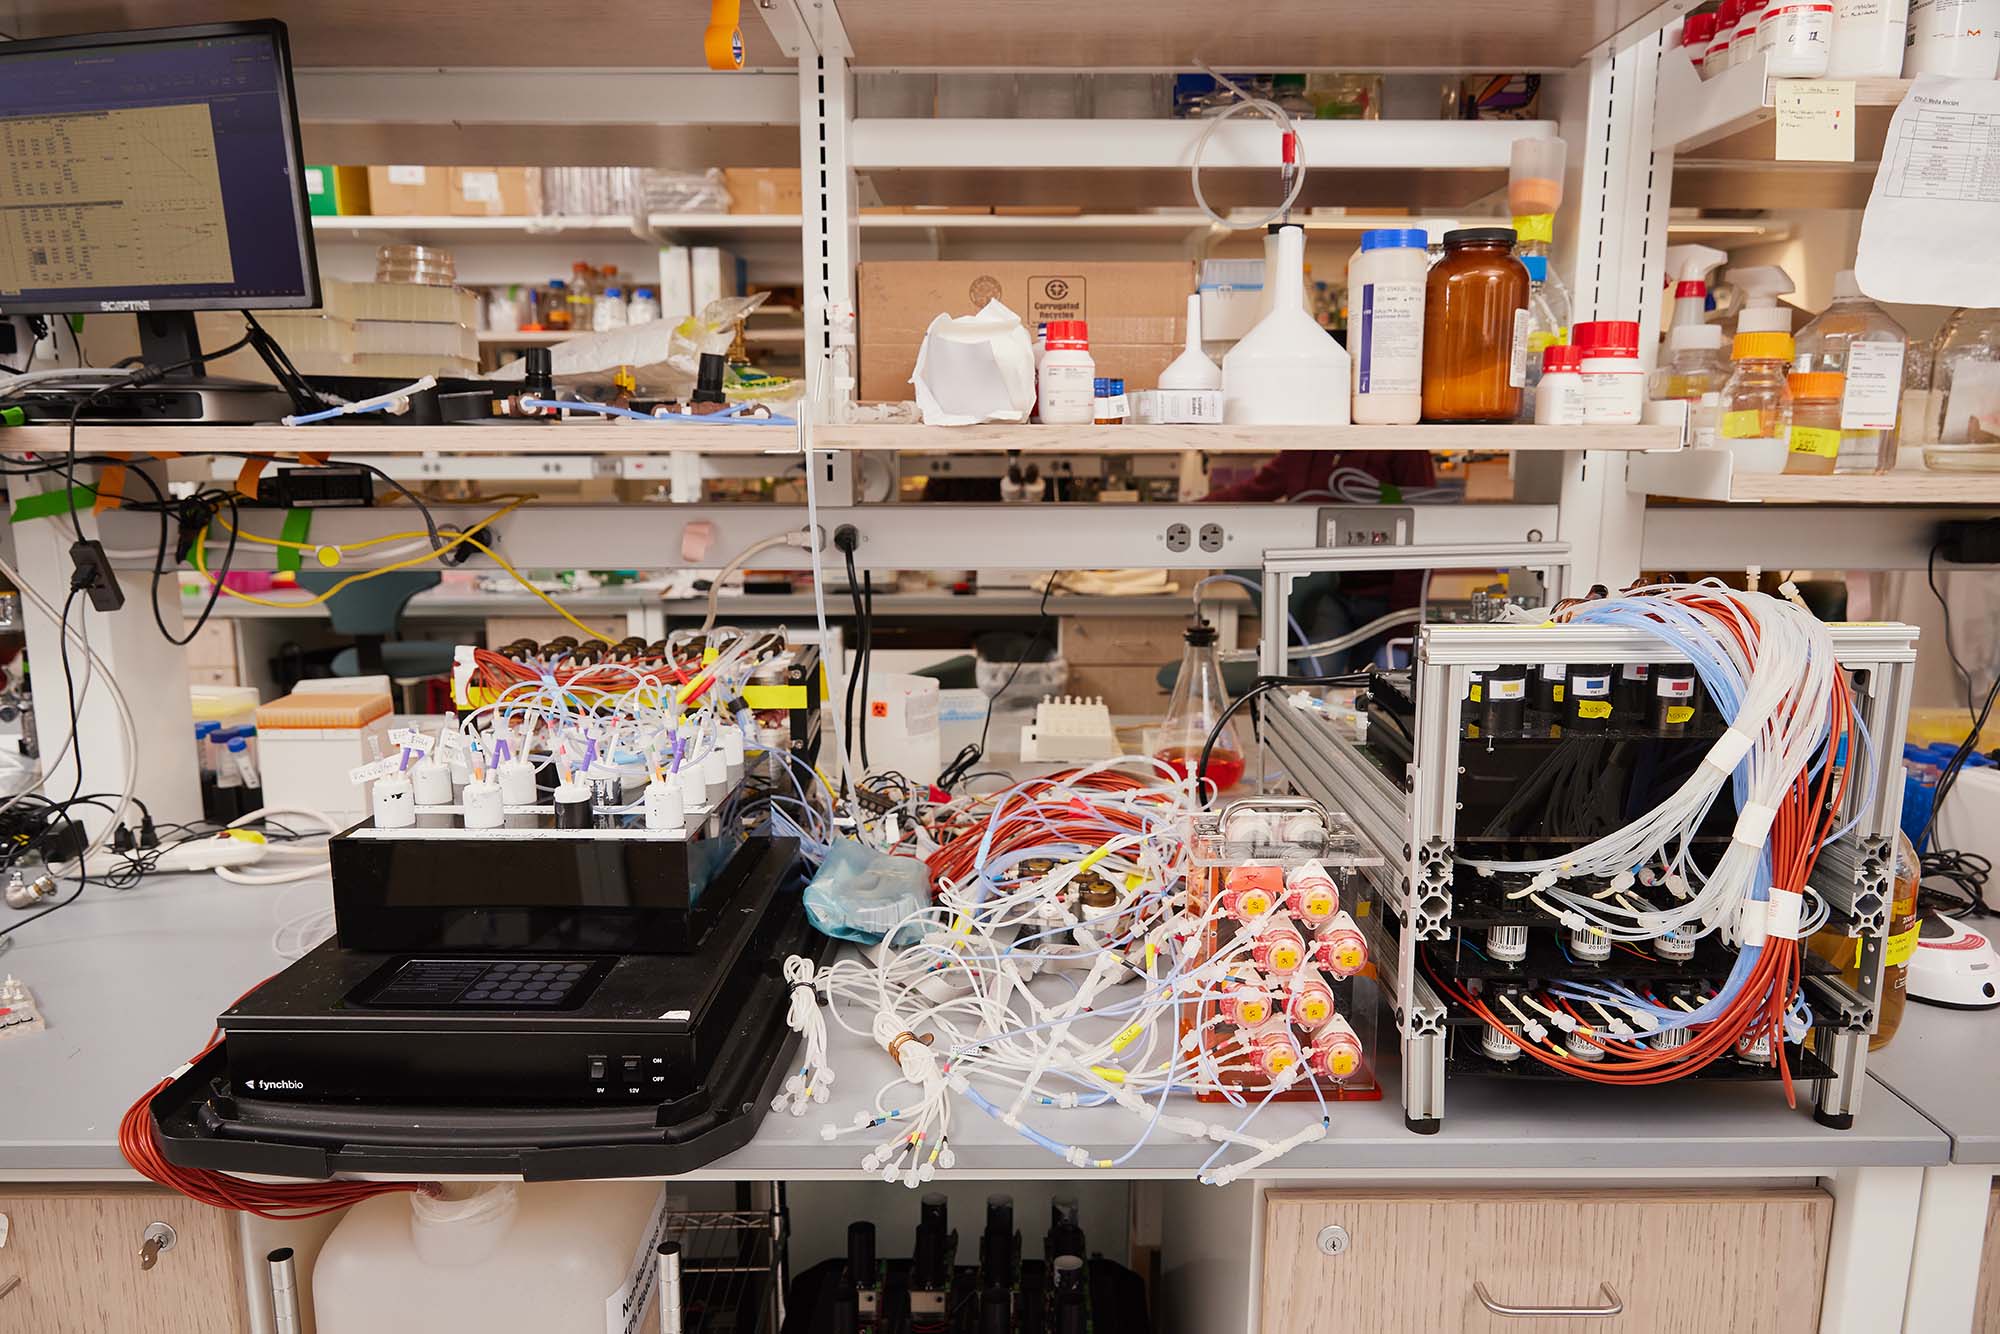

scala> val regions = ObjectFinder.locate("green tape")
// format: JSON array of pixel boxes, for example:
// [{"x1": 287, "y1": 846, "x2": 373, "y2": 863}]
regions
[
  {"x1": 275, "y1": 508, "x2": 313, "y2": 575},
  {"x1": 10, "y1": 485, "x2": 97, "y2": 524}
]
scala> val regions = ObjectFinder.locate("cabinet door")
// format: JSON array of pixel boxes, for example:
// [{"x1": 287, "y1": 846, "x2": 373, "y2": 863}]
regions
[
  {"x1": 0, "y1": 1185, "x2": 246, "y2": 1334},
  {"x1": 1263, "y1": 1187, "x2": 1831, "y2": 1334},
  {"x1": 1976, "y1": 1186, "x2": 2000, "y2": 1334}
]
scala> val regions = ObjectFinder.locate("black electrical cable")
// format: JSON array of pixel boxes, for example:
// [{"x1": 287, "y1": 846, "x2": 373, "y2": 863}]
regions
[
  {"x1": 860, "y1": 569, "x2": 876, "y2": 772},
  {"x1": 1918, "y1": 666, "x2": 2000, "y2": 855},
  {"x1": 842, "y1": 547, "x2": 868, "y2": 775},
  {"x1": 1928, "y1": 541, "x2": 1980, "y2": 722},
  {"x1": 1195, "y1": 670, "x2": 1374, "y2": 801},
  {"x1": 55, "y1": 586, "x2": 84, "y2": 806}
]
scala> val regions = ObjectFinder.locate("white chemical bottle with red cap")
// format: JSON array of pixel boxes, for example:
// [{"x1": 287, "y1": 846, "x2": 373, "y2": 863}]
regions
[{"x1": 1036, "y1": 319, "x2": 1097, "y2": 425}]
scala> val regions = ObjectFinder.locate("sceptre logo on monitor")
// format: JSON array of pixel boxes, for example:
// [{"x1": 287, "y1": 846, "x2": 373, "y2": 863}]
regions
[{"x1": 98, "y1": 300, "x2": 152, "y2": 311}]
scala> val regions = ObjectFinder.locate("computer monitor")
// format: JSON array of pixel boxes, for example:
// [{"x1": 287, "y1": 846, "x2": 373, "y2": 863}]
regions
[{"x1": 0, "y1": 20, "x2": 320, "y2": 373}]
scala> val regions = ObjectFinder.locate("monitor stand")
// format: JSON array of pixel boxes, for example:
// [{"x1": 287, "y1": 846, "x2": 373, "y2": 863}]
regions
[{"x1": 12, "y1": 311, "x2": 297, "y2": 425}]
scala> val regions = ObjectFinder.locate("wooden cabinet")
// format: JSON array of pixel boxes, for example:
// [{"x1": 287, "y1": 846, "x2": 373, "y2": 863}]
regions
[
  {"x1": 1262, "y1": 1187, "x2": 1831, "y2": 1334},
  {"x1": 0, "y1": 1185, "x2": 246, "y2": 1334},
  {"x1": 1976, "y1": 1186, "x2": 2000, "y2": 1334}
]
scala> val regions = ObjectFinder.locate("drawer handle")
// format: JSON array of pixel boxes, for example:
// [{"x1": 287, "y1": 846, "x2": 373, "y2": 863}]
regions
[{"x1": 1473, "y1": 1281, "x2": 1623, "y2": 1319}]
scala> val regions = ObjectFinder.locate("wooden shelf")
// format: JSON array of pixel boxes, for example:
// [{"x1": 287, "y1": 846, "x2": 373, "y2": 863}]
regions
[
  {"x1": 812, "y1": 423, "x2": 1685, "y2": 454},
  {"x1": 1629, "y1": 448, "x2": 2000, "y2": 504},
  {"x1": 1657, "y1": 56, "x2": 1910, "y2": 210},
  {"x1": 0, "y1": 424, "x2": 800, "y2": 457},
  {"x1": 834, "y1": 0, "x2": 1669, "y2": 68}
]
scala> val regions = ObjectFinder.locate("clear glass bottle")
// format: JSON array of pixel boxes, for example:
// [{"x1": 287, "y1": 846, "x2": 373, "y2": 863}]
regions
[
  {"x1": 567, "y1": 261, "x2": 595, "y2": 332},
  {"x1": 1515, "y1": 254, "x2": 1571, "y2": 422},
  {"x1": 540, "y1": 279, "x2": 571, "y2": 330},
  {"x1": 1423, "y1": 227, "x2": 1531, "y2": 423},
  {"x1": 1154, "y1": 622, "x2": 1245, "y2": 795},
  {"x1": 1794, "y1": 270, "x2": 1907, "y2": 472},
  {"x1": 1649, "y1": 324, "x2": 1731, "y2": 449},
  {"x1": 1927, "y1": 306, "x2": 2000, "y2": 472},
  {"x1": 1719, "y1": 331, "x2": 1795, "y2": 473},
  {"x1": 1784, "y1": 371, "x2": 1846, "y2": 475}
]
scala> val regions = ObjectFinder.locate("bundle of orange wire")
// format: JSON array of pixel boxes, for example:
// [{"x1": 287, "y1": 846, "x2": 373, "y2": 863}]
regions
[
  {"x1": 469, "y1": 646, "x2": 693, "y2": 696},
  {"x1": 924, "y1": 768, "x2": 1183, "y2": 893}
]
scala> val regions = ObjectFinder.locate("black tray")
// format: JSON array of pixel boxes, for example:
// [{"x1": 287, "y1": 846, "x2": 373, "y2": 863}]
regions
[{"x1": 147, "y1": 898, "x2": 831, "y2": 1181}]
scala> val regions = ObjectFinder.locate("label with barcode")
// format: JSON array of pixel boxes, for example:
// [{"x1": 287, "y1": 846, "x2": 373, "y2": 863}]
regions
[{"x1": 1840, "y1": 341, "x2": 1904, "y2": 431}]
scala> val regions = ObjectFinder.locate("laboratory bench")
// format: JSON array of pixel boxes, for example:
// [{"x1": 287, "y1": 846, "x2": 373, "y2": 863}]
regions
[
  {"x1": 0, "y1": 868, "x2": 1971, "y2": 1334},
  {"x1": 0, "y1": 869, "x2": 1950, "y2": 1181}
]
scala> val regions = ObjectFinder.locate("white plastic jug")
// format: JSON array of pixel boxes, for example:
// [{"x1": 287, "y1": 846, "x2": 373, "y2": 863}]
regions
[{"x1": 314, "y1": 1182, "x2": 663, "y2": 1334}]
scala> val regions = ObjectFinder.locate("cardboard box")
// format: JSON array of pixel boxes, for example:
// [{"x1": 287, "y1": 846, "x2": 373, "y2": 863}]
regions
[
  {"x1": 304, "y1": 165, "x2": 370, "y2": 216},
  {"x1": 448, "y1": 166, "x2": 542, "y2": 217},
  {"x1": 723, "y1": 167, "x2": 803, "y2": 215},
  {"x1": 858, "y1": 261, "x2": 1193, "y2": 404},
  {"x1": 364, "y1": 164, "x2": 451, "y2": 216}
]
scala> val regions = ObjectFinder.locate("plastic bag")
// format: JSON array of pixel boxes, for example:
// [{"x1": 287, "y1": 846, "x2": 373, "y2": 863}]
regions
[
  {"x1": 486, "y1": 292, "x2": 799, "y2": 403},
  {"x1": 803, "y1": 839, "x2": 932, "y2": 945}
]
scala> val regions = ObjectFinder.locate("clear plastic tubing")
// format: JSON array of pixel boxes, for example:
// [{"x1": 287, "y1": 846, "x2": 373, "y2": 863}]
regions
[
  {"x1": 1346, "y1": 227, "x2": 1428, "y2": 425},
  {"x1": 1828, "y1": 0, "x2": 1911, "y2": 75},
  {"x1": 1905, "y1": 0, "x2": 2000, "y2": 76}
]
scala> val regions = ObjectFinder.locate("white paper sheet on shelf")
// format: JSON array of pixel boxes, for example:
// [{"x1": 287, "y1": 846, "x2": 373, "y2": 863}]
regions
[{"x1": 1856, "y1": 75, "x2": 2000, "y2": 307}]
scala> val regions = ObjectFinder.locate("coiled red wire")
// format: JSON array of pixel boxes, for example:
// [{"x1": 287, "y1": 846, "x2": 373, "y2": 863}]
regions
[{"x1": 120, "y1": 982, "x2": 438, "y2": 1218}]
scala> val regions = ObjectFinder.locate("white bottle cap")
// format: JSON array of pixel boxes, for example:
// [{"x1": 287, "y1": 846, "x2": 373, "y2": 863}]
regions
[
  {"x1": 553, "y1": 779, "x2": 592, "y2": 805},
  {"x1": 372, "y1": 772, "x2": 416, "y2": 829},
  {"x1": 1831, "y1": 270, "x2": 1861, "y2": 301},
  {"x1": 1668, "y1": 323, "x2": 1725, "y2": 352},
  {"x1": 1737, "y1": 308, "x2": 1794, "y2": 334},
  {"x1": 644, "y1": 780, "x2": 686, "y2": 832},
  {"x1": 411, "y1": 759, "x2": 454, "y2": 806},
  {"x1": 462, "y1": 778, "x2": 505, "y2": 830},
  {"x1": 679, "y1": 763, "x2": 709, "y2": 809},
  {"x1": 496, "y1": 757, "x2": 538, "y2": 807},
  {"x1": 720, "y1": 726, "x2": 746, "y2": 766}
]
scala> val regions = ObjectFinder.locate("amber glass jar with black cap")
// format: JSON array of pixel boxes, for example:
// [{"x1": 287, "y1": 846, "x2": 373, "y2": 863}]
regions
[{"x1": 1423, "y1": 227, "x2": 1531, "y2": 422}]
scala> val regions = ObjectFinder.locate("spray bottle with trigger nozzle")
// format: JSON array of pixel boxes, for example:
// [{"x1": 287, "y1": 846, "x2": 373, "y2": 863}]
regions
[{"x1": 1651, "y1": 246, "x2": 1731, "y2": 447}]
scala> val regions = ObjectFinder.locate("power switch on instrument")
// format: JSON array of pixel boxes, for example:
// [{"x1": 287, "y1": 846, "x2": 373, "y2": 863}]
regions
[
  {"x1": 622, "y1": 1056, "x2": 642, "y2": 1076},
  {"x1": 587, "y1": 1055, "x2": 608, "y2": 1081}
]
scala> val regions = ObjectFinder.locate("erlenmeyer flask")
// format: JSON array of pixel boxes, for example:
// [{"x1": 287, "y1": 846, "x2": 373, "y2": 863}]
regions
[{"x1": 1154, "y1": 621, "x2": 1245, "y2": 792}]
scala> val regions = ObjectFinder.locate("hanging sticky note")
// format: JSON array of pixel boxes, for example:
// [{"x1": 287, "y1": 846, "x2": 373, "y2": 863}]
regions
[{"x1": 1775, "y1": 81, "x2": 1855, "y2": 163}]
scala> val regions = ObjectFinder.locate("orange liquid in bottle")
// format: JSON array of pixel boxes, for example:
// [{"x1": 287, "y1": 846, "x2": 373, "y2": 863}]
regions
[{"x1": 1156, "y1": 745, "x2": 1246, "y2": 792}]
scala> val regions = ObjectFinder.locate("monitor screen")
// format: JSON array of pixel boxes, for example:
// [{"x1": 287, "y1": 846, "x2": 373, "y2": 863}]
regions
[{"x1": 0, "y1": 21, "x2": 319, "y2": 315}]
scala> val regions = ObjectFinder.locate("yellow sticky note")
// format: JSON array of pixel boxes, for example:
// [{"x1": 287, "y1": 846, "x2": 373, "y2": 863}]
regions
[{"x1": 1775, "y1": 81, "x2": 1855, "y2": 163}]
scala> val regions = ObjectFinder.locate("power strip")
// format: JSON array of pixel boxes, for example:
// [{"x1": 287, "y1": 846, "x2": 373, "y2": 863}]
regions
[{"x1": 1019, "y1": 695, "x2": 1120, "y2": 763}]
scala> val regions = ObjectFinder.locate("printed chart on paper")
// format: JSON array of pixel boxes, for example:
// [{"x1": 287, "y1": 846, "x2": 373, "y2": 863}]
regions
[
  {"x1": 1877, "y1": 103, "x2": 2000, "y2": 205},
  {"x1": 0, "y1": 103, "x2": 235, "y2": 296}
]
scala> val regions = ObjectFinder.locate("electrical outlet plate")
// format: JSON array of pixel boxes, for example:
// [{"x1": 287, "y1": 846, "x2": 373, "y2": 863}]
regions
[{"x1": 1316, "y1": 506, "x2": 1415, "y2": 551}]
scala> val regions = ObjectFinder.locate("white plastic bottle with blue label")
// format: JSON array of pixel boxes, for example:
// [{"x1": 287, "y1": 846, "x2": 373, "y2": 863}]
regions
[{"x1": 1346, "y1": 228, "x2": 1427, "y2": 426}]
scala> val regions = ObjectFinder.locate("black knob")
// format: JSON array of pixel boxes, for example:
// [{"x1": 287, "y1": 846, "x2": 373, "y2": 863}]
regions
[{"x1": 847, "y1": 1221, "x2": 876, "y2": 1287}]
